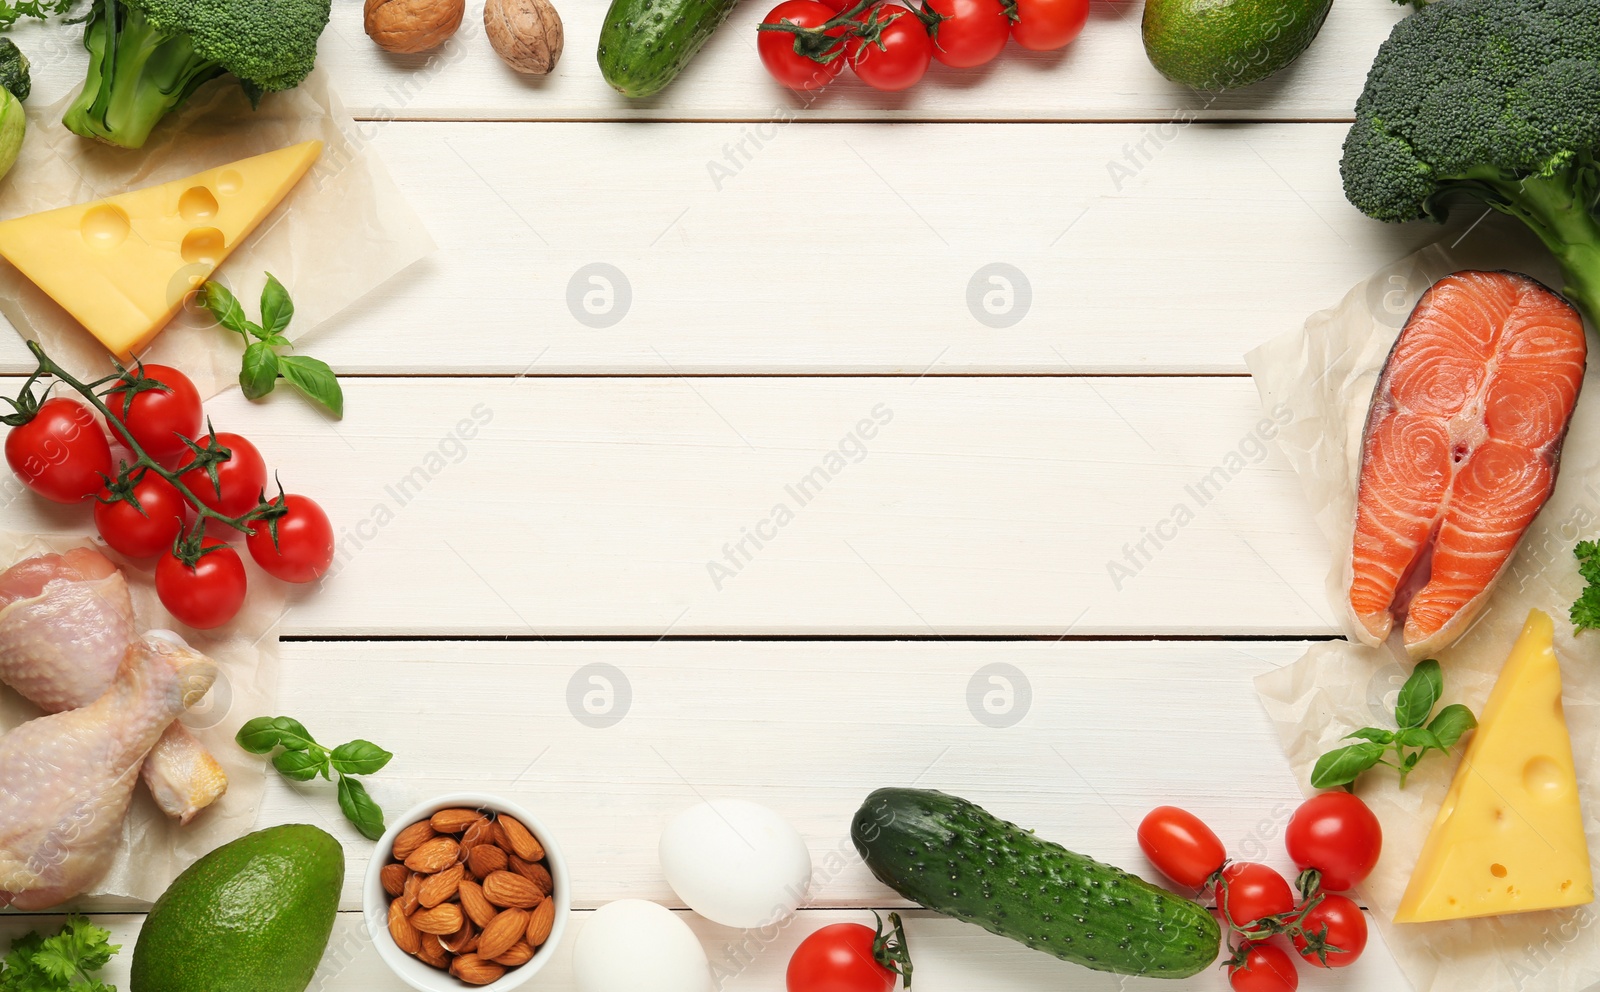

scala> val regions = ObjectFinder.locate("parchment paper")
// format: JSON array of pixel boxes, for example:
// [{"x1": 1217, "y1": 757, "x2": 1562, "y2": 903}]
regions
[
  {"x1": 0, "y1": 69, "x2": 434, "y2": 398},
  {"x1": 1248, "y1": 245, "x2": 1600, "y2": 992},
  {"x1": 0, "y1": 532, "x2": 283, "y2": 905}
]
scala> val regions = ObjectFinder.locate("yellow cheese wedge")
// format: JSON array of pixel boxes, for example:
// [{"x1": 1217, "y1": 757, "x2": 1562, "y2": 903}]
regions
[
  {"x1": 1395, "y1": 608, "x2": 1593, "y2": 923},
  {"x1": 0, "y1": 141, "x2": 322, "y2": 358}
]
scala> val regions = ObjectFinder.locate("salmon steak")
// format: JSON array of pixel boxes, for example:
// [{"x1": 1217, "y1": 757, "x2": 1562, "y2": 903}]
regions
[{"x1": 1348, "y1": 270, "x2": 1586, "y2": 657}]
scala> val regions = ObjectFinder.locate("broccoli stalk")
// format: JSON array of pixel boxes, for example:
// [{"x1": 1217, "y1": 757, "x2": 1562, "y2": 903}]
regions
[
  {"x1": 62, "y1": 0, "x2": 331, "y2": 150},
  {"x1": 1341, "y1": 0, "x2": 1600, "y2": 325}
]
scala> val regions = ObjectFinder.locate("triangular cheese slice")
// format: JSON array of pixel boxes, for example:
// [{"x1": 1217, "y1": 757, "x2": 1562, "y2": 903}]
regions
[
  {"x1": 1395, "y1": 608, "x2": 1593, "y2": 922},
  {"x1": 0, "y1": 141, "x2": 322, "y2": 358}
]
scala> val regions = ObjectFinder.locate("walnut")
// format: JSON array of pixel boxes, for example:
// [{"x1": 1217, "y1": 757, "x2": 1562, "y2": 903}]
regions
[
  {"x1": 365, "y1": 0, "x2": 465, "y2": 54},
  {"x1": 485, "y1": 0, "x2": 564, "y2": 75}
]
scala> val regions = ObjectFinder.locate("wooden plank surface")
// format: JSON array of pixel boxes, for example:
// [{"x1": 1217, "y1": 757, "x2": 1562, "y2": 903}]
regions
[{"x1": 2, "y1": 375, "x2": 1338, "y2": 636}]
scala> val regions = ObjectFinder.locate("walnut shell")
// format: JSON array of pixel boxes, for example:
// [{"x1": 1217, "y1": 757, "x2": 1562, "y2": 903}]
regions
[
  {"x1": 365, "y1": 0, "x2": 465, "y2": 54},
  {"x1": 485, "y1": 0, "x2": 564, "y2": 75}
]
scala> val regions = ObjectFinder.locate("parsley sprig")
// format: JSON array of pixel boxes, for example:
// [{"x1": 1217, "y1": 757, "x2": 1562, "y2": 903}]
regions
[
  {"x1": 0, "y1": 916, "x2": 120, "y2": 992},
  {"x1": 237, "y1": 716, "x2": 391, "y2": 840},
  {"x1": 1570, "y1": 540, "x2": 1600, "y2": 633},
  {"x1": 1311, "y1": 659, "x2": 1476, "y2": 790},
  {"x1": 0, "y1": 0, "x2": 75, "y2": 31}
]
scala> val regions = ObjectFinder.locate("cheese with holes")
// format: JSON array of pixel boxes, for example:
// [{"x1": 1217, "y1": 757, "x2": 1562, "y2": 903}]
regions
[
  {"x1": 1395, "y1": 609, "x2": 1593, "y2": 923},
  {"x1": 0, "y1": 141, "x2": 322, "y2": 358}
]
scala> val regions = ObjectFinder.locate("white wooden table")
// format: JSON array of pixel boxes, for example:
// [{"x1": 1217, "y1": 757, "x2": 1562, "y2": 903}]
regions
[{"x1": 1, "y1": 1, "x2": 1513, "y2": 988}]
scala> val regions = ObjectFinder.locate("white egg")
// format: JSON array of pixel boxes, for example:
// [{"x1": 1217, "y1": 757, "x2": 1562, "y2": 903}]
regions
[
  {"x1": 572, "y1": 900, "x2": 712, "y2": 992},
  {"x1": 659, "y1": 799, "x2": 813, "y2": 928}
]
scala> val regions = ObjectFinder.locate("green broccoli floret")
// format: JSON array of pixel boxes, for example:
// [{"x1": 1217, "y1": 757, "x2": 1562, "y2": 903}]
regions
[
  {"x1": 0, "y1": 38, "x2": 30, "y2": 102},
  {"x1": 1341, "y1": 0, "x2": 1600, "y2": 324},
  {"x1": 62, "y1": 0, "x2": 331, "y2": 149}
]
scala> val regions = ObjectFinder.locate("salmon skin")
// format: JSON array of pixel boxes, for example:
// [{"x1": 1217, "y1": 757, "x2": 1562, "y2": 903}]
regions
[{"x1": 1348, "y1": 270, "x2": 1586, "y2": 657}]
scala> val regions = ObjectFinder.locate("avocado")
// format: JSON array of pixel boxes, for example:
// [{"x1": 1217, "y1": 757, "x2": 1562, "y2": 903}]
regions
[
  {"x1": 132, "y1": 824, "x2": 344, "y2": 992},
  {"x1": 1142, "y1": 0, "x2": 1333, "y2": 91}
]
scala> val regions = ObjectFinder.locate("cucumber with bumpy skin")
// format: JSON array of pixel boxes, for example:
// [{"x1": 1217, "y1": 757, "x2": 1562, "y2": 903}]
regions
[
  {"x1": 851, "y1": 788, "x2": 1220, "y2": 979},
  {"x1": 597, "y1": 0, "x2": 739, "y2": 98}
]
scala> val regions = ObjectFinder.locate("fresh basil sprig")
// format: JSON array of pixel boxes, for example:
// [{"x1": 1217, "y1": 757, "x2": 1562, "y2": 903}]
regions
[
  {"x1": 1311, "y1": 659, "x2": 1477, "y2": 790},
  {"x1": 201, "y1": 275, "x2": 344, "y2": 418},
  {"x1": 237, "y1": 716, "x2": 391, "y2": 839}
]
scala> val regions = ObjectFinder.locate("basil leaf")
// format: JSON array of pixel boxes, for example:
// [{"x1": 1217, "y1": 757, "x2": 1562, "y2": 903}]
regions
[
  {"x1": 236, "y1": 717, "x2": 284, "y2": 754},
  {"x1": 272, "y1": 749, "x2": 325, "y2": 782},
  {"x1": 260, "y1": 273, "x2": 294, "y2": 339},
  {"x1": 338, "y1": 775, "x2": 387, "y2": 840},
  {"x1": 239, "y1": 342, "x2": 280, "y2": 400},
  {"x1": 1343, "y1": 727, "x2": 1395, "y2": 744},
  {"x1": 330, "y1": 740, "x2": 394, "y2": 776},
  {"x1": 1310, "y1": 742, "x2": 1386, "y2": 789},
  {"x1": 267, "y1": 716, "x2": 317, "y2": 752},
  {"x1": 1428, "y1": 703, "x2": 1478, "y2": 748},
  {"x1": 279, "y1": 355, "x2": 344, "y2": 419},
  {"x1": 1396, "y1": 726, "x2": 1443, "y2": 750},
  {"x1": 1395, "y1": 659, "x2": 1444, "y2": 729},
  {"x1": 202, "y1": 281, "x2": 250, "y2": 338}
]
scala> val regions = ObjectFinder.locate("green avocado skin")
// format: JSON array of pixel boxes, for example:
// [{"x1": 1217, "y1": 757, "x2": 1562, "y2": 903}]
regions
[
  {"x1": 1142, "y1": 0, "x2": 1334, "y2": 91},
  {"x1": 131, "y1": 824, "x2": 344, "y2": 992}
]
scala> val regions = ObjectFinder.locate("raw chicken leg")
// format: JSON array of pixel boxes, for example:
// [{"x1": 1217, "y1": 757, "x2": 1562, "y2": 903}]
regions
[
  {"x1": 0, "y1": 550, "x2": 227, "y2": 822},
  {"x1": 0, "y1": 632, "x2": 217, "y2": 909}
]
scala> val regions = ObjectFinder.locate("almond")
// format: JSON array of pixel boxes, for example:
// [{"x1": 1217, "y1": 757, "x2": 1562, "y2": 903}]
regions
[
  {"x1": 392, "y1": 819, "x2": 437, "y2": 861},
  {"x1": 451, "y1": 954, "x2": 506, "y2": 986},
  {"x1": 482, "y1": 870, "x2": 542, "y2": 909},
  {"x1": 509, "y1": 855, "x2": 553, "y2": 896},
  {"x1": 461, "y1": 816, "x2": 496, "y2": 855},
  {"x1": 526, "y1": 895, "x2": 556, "y2": 947},
  {"x1": 401, "y1": 871, "x2": 423, "y2": 915},
  {"x1": 468, "y1": 843, "x2": 508, "y2": 878},
  {"x1": 477, "y1": 907, "x2": 529, "y2": 961},
  {"x1": 441, "y1": 921, "x2": 478, "y2": 954},
  {"x1": 417, "y1": 933, "x2": 450, "y2": 968},
  {"x1": 388, "y1": 898, "x2": 422, "y2": 955},
  {"x1": 431, "y1": 807, "x2": 486, "y2": 834},
  {"x1": 493, "y1": 941, "x2": 534, "y2": 967},
  {"x1": 418, "y1": 864, "x2": 464, "y2": 908},
  {"x1": 458, "y1": 878, "x2": 499, "y2": 929},
  {"x1": 496, "y1": 814, "x2": 544, "y2": 861},
  {"x1": 405, "y1": 836, "x2": 461, "y2": 874},
  {"x1": 411, "y1": 902, "x2": 465, "y2": 935},
  {"x1": 380, "y1": 862, "x2": 409, "y2": 898}
]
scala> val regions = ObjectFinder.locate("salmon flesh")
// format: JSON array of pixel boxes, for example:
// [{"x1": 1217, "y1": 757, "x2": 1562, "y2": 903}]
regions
[{"x1": 1348, "y1": 271, "x2": 1586, "y2": 657}]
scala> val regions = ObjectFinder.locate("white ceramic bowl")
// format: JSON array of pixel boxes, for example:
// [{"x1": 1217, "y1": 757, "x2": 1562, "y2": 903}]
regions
[{"x1": 364, "y1": 793, "x2": 571, "y2": 992}]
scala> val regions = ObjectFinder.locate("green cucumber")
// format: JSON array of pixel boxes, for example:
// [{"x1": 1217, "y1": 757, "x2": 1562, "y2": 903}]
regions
[
  {"x1": 851, "y1": 788, "x2": 1220, "y2": 980},
  {"x1": 597, "y1": 0, "x2": 739, "y2": 98}
]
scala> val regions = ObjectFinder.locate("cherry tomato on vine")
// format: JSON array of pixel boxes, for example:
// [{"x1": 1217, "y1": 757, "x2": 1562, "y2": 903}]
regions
[
  {"x1": 247, "y1": 494, "x2": 335, "y2": 584},
  {"x1": 1217, "y1": 862, "x2": 1295, "y2": 933},
  {"x1": 922, "y1": 0, "x2": 1009, "y2": 67},
  {"x1": 178, "y1": 432, "x2": 268, "y2": 520},
  {"x1": 5, "y1": 398, "x2": 112, "y2": 504},
  {"x1": 786, "y1": 923, "x2": 898, "y2": 992},
  {"x1": 848, "y1": 4, "x2": 934, "y2": 91},
  {"x1": 1009, "y1": 0, "x2": 1087, "y2": 51},
  {"x1": 105, "y1": 364, "x2": 201, "y2": 463},
  {"x1": 1285, "y1": 792, "x2": 1382, "y2": 892},
  {"x1": 95, "y1": 471, "x2": 189, "y2": 559},
  {"x1": 1137, "y1": 806, "x2": 1225, "y2": 890},
  {"x1": 1292, "y1": 893, "x2": 1367, "y2": 968},
  {"x1": 156, "y1": 539, "x2": 247, "y2": 629},
  {"x1": 1228, "y1": 942, "x2": 1299, "y2": 992},
  {"x1": 760, "y1": 0, "x2": 849, "y2": 90}
]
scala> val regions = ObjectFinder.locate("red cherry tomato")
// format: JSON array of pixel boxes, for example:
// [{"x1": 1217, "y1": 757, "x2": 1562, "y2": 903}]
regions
[
  {"x1": 94, "y1": 471, "x2": 189, "y2": 559},
  {"x1": 1009, "y1": 0, "x2": 1087, "y2": 50},
  {"x1": 1217, "y1": 863, "x2": 1295, "y2": 932},
  {"x1": 247, "y1": 494, "x2": 335, "y2": 584},
  {"x1": 178, "y1": 433, "x2": 268, "y2": 520},
  {"x1": 156, "y1": 539, "x2": 247, "y2": 630},
  {"x1": 787, "y1": 923, "x2": 897, "y2": 992},
  {"x1": 923, "y1": 0, "x2": 1009, "y2": 67},
  {"x1": 1292, "y1": 893, "x2": 1367, "y2": 968},
  {"x1": 105, "y1": 364, "x2": 202, "y2": 463},
  {"x1": 1137, "y1": 806, "x2": 1226, "y2": 890},
  {"x1": 5, "y1": 397, "x2": 112, "y2": 504},
  {"x1": 1229, "y1": 941, "x2": 1299, "y2": 992},
  {"x1": 1285, "y1": 792, "x2": 1382, "y2": 892},
  {"x1": 760, "y1": 0, "x2": 849, "y2": 90},
  {"x1": 848, "y1": 4, "x2": 934, "y2": 91}
]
